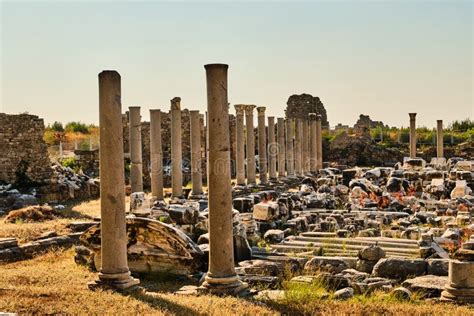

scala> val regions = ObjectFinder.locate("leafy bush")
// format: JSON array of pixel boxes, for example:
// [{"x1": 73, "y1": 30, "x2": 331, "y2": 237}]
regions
[
  {"x1": 61, "y1": 157, "x2": 79, "y2": 172},
  {"x1": 51, "y1": 121, "x2": 64, "y2": 132},
  {"x1": 65, "y1": 121, "x2": 90, "y2": 134}
]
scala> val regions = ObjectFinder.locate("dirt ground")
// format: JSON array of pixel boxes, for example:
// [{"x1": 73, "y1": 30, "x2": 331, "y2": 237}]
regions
[{"x1": 1, "y1": 199, "x2": 474, "y2": 315}]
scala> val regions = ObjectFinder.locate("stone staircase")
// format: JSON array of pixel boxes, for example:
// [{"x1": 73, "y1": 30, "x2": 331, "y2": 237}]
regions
[{"x1": 270, "y1": 232, "x2": 420, "y2": 258}]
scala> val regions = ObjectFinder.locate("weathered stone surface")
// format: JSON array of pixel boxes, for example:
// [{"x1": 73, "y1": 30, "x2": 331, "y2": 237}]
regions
[
  {"x1": 402, "y1": 275, "x2": 448, "y2": 298},
  {"x1": 333, "y1": 287, "x2": 354, "y2": 300},
  {"x1": 304, "y1": 256, "x2": 350, "y2": 274},
  {"x1": 168, "y1": 204, "x2": 199, "y2": 225},
  {"x1": 358, "y1": 245, "x2": 385, "y2": 261},
  {"x1": 0, "y1": 113, "x2": 52, "y2": 184},
  {"x1": 263, "y1": 229, "x2": 285, "y2": 244},
  {"x1": 4, "y1": 205, "x2": 59, "y2": 223},
  {"x1": 373, "y1": 258, "x2": 427, "y2": 280},
  {"x1": 391, "y1": 287, "x2": 411, "y2": 300},
  {"x1": 286, "y1": 94, "x2": 329, "y2": 127},
  {"x1": 427, "y1": 259, "x2": 449, "y2": 276},
  {"x1": 80, "y1": 217, "x2": 203, "y2": 275}
]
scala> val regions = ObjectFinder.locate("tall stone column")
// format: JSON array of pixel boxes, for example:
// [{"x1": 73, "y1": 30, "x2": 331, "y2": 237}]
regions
[
  {"x1": 409, "y1": 113, "x2": 417, "y2": 158},
  {"x1": 234, "y1": 105, "x2": 246, "y2": 185},
  {"x1": 245, "y1": 105, "x2": 257, "y2": 185},
  {"x1": 200, "y1": 63, "x2": 247, "y2": 295},
  {"x1": 90, "y1": 70, "x2": 139, "y2": 291},
  {"x1": 437, "y1": 120, "x2": 444, "y2": 158},
  {"x1": 150, "y1": 109, "x2": 163, "y2": 200},
  {"x1": 302, "y1": 119, "x2": 309, "y2": 174},
  {"x1": 129, "y1": 106, "x2": 143, "y2": 193},
  {"x1": 316, "y1": 114, "x2": 323, "y2": 170},
  {"x1": 171, "y1": 97, "x2": 183, "y2": 197},
  {"x1": 257, "y1": 106, "x2": 267, "y2": 183},
  {"x1": 190, "y1": 110, "x2": 203, "y2": 196},
  {"x1": 267, "y1": 116, "x2": 277, "y2": 180},
  {"x1": 277, "y1": 118, "x2": 286, "y2": 177},
  {"x1": 309, "y1": 113, "x2": 317, "y2": 172},
  {"x1": 286, "y1": 118, "x2": 295, "y2": 176},
  {"x1": 294, "y1": 119, "x2": 303, "y2": 176}
]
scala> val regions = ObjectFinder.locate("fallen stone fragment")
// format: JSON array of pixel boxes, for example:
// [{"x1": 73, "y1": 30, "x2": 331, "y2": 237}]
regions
[
  {"x1": 263, "y1": 229, "x2": 285, "y2": 244},
  {"x1": 391, "y1": 287, "x2": 411, "y2": 300},
  {"x1": 372, "y1": 258, "x2": 427, "y2": 280},
  {"x1": 402, "y1": 275, "x2": 448, "y2": 298},
  {"x1": 333, "y1": 287, "x2": 354, "y2": 300}
]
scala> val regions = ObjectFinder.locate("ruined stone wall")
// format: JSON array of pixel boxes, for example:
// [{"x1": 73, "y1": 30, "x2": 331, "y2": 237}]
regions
[
  {"x1": 0, "y1": 113, "x2": 52, "y2": 184},
  {"x1": 285, "y1": 94, "x2": 329, "y2": 127}
]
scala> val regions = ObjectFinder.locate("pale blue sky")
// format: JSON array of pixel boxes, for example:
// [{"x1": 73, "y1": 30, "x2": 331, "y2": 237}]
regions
[{"x1": 1, "y1": 0, "x2": 472, "y2": 128}]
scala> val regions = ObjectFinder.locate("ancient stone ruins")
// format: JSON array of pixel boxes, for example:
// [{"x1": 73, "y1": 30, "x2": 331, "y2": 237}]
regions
[{"x1": 1, "y1": 63, "x2": 474, "y2": 303}]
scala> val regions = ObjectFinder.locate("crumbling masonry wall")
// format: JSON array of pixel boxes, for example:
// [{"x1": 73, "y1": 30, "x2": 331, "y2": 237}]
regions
[{"x1": 0, "y1": 113, "x2": 52, "y2": 184}]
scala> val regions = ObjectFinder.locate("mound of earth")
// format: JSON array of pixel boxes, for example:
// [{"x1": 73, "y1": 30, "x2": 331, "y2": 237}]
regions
[{"x1": 4, "y1": 204, "x2": 59, "y2": 223}]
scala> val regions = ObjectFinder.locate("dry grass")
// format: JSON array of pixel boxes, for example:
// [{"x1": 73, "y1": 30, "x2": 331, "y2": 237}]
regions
[{"x1": 1, "y1": 249, "x2": 474, "y2": 315}]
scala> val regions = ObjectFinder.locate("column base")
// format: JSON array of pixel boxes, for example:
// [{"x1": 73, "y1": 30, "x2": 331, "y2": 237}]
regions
[
  {"x1": 189, "y1": 193, "x2": 206, "y2": 200},
  {"x1": 88, "y1": 271, "x2": 141, "y2": 294},
  {"x1": 198, "y1": 275, "x2": 249, "y2": 296},
  {"x1": 440, "y1": 286, "x2": 474, "y2": 304}
]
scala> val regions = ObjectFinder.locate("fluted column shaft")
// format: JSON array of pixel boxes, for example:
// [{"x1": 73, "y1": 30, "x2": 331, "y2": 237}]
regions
[
  {"x1": 277, "y1": 118, "x2": 286, "y2": 177},
  {"x1": 245, "y1": 105, "x2": 257, "y2": 185},
  {"x1": 190, "y1": 110, "x2": 203, "y2": 195},
  {"x1": 257, "y1": 106, "x2": 267, "y2": 183},
  {"x1": 268, "y1": 116, "x2": 277, "y2": 180},
  {"x1": 150, "y1": 109, "x2": 163, "y2": 200},
  {"x1": 235, "y1": 105, "x2": 246, "y2": 185},
  {"x1": 286, "y1": 118, "x2": 295, "y2": 176},
  {"x1": 129, "y1": 106, "x2": 143, "y2": 193},
  {"x1": 171, "y1": 97, "x2": 183, "y2": 197},
  {"x1": 409, "y1": 113, "x2": 417, "y2": 158}
]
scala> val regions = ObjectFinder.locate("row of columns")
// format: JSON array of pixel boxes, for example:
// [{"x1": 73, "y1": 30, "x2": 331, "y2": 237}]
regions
[
  {"x1": 233, "y1": 107, "x2": 324, "y2": 185},
  {"x1": 408, "y1": 113, "x2": 445, "y2": 159}
]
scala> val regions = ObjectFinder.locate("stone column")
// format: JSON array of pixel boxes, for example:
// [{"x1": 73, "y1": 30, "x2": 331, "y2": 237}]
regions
[
  {"x1": 409, "y1": 113, "x2": 417, "y2": 158},
  {"x1": 257, "y1": 106, "x2": 267, "y2": 183},
  {"x1": 200, "y1": 63, "x2": 247, "y2": 295},
  {"x1": 90, "y1": 70, "x2": 139, "y2": 291},
  {"x1": 437, "y1": 120, "x2": 444, "y2": 158},
  {"x1": 171, "y1": 97, "x2": 183, "y2": 197},
  {"x1": 190, "y1": 110, "x2": 203, "y2": 196},
  {"x1": 150, "y1": 109, "x2": 163, "y2": 200},
  {"x1": 294, "y1": 119, "x2": 303, "y2": 176},
  {"x1": 234, "y1": 105, "x2": 246, "y2": 185},
  {"x1": 286, "y1": 118, "x2": 295, "y2": 176},
  {"x1": 316, "y1": 114, "x2": 323, "y2": 170},
  {"x1": 277, "y1": 118, "x2": 286, "y2": 177},
  {"x1": 267, "y1": 116, "x2": 277, "y2": 180},
  {"x1": 245, "y1": 105, "x2": 257, "y2": 185},
  {"x1": 302, "y1": 119, "x2": 309, "y2": 174},
  {"x1": 129, "y1": 106, "x2": 143, "y2": 193},
  {"x1": 309, "y1": 113, "x2": 317, "y2": 172}
]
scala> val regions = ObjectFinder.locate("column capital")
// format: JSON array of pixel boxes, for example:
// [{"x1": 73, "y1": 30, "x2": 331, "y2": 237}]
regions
[
  {"x1": 129, "y1": 106, "x2": 141, "y2": 111},
  {"x1": 244, "y1": 104, "x2": 256, "y2": 115},
  {"x1": 149, "y1": 109, "x2": 161, "y2": 115},
  {"x1": 234, "y1": 104, "x2": 246, "y2": 116},
  {"x1": 309, "y1": 113, "x2": 317, "y2": 121},
  {"x1": 190, "y1": 110, "x2": 200, "y2": 115},
  {"x1": 256, "y1": 106, "x2": 266, "y2": 116},
  {"x1": 171, "y1": 97, "x2": 181, "y2": 110},
  {"x1": 409, "y1": 113, "x2": 417, "y2": 119},
  {"x1": 316, "y1": 114, "x2": 322, "y2": 121},
  {"x1": 437, "y1": 119, "x2": 443, "y2": 124}
]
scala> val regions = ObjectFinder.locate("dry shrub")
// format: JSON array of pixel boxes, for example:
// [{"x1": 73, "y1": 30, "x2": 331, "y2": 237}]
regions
[{"x1": 4, "y1": 205, "x2": 59, "y2": 223}]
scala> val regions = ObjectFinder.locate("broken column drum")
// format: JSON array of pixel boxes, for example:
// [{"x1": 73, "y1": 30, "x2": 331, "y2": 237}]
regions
[
  {"x1": 316, "y1": 114, "x2": 323, "y2": 170},
  {"x1": 294, "y1": 118, "x2": 303, "y2": 176},
  {"x1": 171, "y1": 97, "x2": 183, "y2": 197},
  {"x1": 257, "y1": 106, "x2": 268, "y2": 183},
  {"x1": 190, "y1": 110, "x2": 203, "y2": 196},
  {"x1": 200, "y1": 63, "x2": 247, "y2": 295},
  {"x1": 277, "y1": 117, "x2": 286, "y2": 177},
  {"x1": 245, "y1": 104, "x2": 257, "y2": 185},
  {"x1": 409, "y1": 113, "x2": 417, "y2": 158},
  {"x1": 267, "y1": 116, "x2": 277, "y2": 180},
  {"x1": 90, "y1": 70, "x2": 139, "y2": 291},
  {"x1": 309, "y1": 113, "x2": 317, "y2": 172},
  {"x1": 235, "y1": 105, "x2": 246, "y2": 185},
  {"x1": 286, "y1": 118, "x2": 295, "y2": 176},
  {"x1": 437, "y1": 119, "x2": 444, "y2": 158},
  {"x1": 150, "y1": 109, "x2": 164, "y2": 200},
  {"x1": 129, "y1": 106, "x2": 143, "y2": 193}
]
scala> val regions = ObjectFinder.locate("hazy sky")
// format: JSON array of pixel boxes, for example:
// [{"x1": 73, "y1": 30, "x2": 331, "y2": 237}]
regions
[{"x1": 1, "y1": 1, "x2": 472, "y2": 128}]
